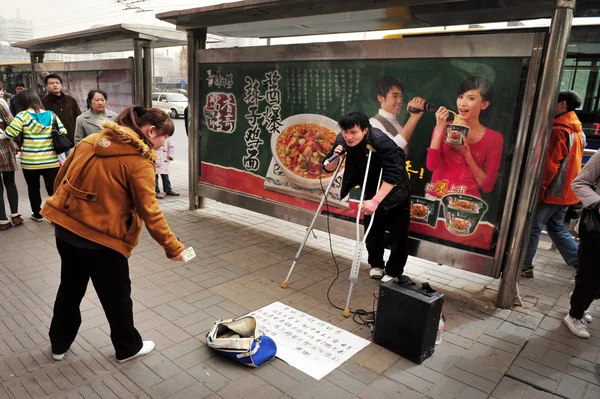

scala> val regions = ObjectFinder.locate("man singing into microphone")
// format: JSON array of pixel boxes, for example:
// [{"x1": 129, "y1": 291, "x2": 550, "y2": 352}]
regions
[{"x1": 323, "y1": 111, "x2": 411, "y2": 282}]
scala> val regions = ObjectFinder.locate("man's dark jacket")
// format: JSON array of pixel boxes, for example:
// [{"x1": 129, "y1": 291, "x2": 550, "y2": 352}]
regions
[
  {"x1": 42, "y1": 93, "x2": 81, "y2": 141},
  {"x1": 325, "y1": 126, "x2": 410, "y2": 210}
]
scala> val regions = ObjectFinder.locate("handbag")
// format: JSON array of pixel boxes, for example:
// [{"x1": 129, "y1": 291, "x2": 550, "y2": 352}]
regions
[
  {"x1": 579, "y1": 204, "x2": 600, "y2": 235},
  {"x1": 206, "y1": 316, "x2": 277, "y2": 367},
  {"x1": 51, "y1": 114, "x2": 74, "y2": 155}
]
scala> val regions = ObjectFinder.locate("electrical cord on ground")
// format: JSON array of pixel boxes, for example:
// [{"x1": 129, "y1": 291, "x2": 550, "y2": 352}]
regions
[{"x1": 318, "y1": 164, "x2": 377, "y2": 328}]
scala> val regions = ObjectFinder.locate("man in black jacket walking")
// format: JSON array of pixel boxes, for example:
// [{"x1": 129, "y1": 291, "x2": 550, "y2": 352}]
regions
[
  {"x1": 41, "y1": 74, "x2": 81, "y2": 142},
  {"x1": 323, "y1": 111, "x2": 411, "y2": 282}
]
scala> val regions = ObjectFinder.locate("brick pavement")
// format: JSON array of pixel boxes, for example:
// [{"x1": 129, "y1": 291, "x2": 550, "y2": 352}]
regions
[{"x1": 0, "y1": 160, "x2": 598, "y2": 399}]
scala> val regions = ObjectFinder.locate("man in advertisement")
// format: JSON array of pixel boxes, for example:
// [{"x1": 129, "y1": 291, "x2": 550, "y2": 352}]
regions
[
  {"x1": 369, "y1": 76, "x2": 427, "y2": 151},
  {"x1": 323, "y1": 111, "x2": 411, "y2": 282},
  {"x1": 522, "y1": 90, "x2": 585, "y2": 278},
  {"x1": 42, "y1": 74, "x2": 81, "y2": 142}
]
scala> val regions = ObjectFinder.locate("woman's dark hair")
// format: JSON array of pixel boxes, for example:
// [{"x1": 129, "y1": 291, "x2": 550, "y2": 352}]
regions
[
  {"x1": 86, "y1": 89, "x2": 108, "y2": 109},
  {"x1": 339, "y1": 111, "x2": 370, "y2": 131},
  {"x1": 115, "y1": 105, "x2": 174, "y2": 144},
  {"x1": 16, "y1": 89, "x2": 44, "y2": 113},
  {"x1": 457, "y1": 76, "x2": 493, "y2": 102},
  {"x1": 457, "y1": 76, "x2": 494, "y2": 120},
  {"x1": 372, "y1": 76, "x2": 404, "y2": 107}
]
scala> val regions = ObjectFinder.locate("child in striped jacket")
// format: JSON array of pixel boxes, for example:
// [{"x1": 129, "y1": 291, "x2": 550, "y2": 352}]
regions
[{"x1": 5, "y1": 89, "x2": 68, "y2": 222}]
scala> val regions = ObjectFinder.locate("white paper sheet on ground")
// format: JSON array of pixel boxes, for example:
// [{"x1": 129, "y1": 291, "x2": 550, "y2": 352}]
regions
[{"x1": 248, "y1": 302, "x2": 370, "y2": 380}]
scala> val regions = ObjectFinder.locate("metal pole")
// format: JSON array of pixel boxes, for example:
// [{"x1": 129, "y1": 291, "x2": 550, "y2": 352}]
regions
[
  {"x1": 188, "y1": 28, "x2": 207, "y2": 211},
  {"x1": 490, "y1": 32, "x2": 545, "y2": 277},
  {"x1": 133, "y1": 39, "x2": 144, "y2": 106},
  {"x1": 343, "y1": 149, "x2": 382, "y2": 317},
  {"x1": 29, "y1": 52, "x2": 44, "y2": 91},
  {"x1": 282, "y1": 158, "x2": 345, "y2": 288},
  {"x1": 143, "y1": 43, "x2": 152, "y2": 109},
  {"x1": 496, "y1": 0, "x2": 576, "y2": 308}
]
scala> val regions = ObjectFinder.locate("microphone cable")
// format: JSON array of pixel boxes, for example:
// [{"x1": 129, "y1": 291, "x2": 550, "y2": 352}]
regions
[{"x1": 318, "y1": 162, "x2": 377, "y2": 328}]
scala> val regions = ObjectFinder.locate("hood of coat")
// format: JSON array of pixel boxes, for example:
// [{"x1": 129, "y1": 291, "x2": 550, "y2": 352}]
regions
[
  {"x1": 94, "y1": 121, "x2": 157, "y2": 162},
  {"x1": 554, "y1": 111, "x2": 583, "y2": 133}
]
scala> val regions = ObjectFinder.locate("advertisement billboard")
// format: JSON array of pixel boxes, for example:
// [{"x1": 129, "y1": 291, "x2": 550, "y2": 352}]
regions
[{"x1": 198, "y1": 57, "x2": 525, "y2": 256}]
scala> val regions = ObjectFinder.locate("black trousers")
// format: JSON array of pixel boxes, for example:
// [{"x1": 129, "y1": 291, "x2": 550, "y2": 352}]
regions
[
  {"x1": 364, "y1": 196, "x2": 411, "y2": 277},
  {"x1": 0, "y1": 171, "x2": 18, "y2": 221},
  {"x1": 22, "y1": 167, "x2": 59, "y2": 214},
  {"x1": 49, "y1": 239, "x2": 142, "y2": 360},
  {"x1": 569, "y1": 225, "x2": 600, "y2": 319}
]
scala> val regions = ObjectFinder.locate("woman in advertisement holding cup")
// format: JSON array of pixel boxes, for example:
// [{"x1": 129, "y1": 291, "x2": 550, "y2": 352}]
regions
[{"x1": 425, "y1": 76, "x2": 504, "y2": 200}]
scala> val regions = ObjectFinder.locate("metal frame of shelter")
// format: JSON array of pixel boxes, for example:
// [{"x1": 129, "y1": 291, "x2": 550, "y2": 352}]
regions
[
  {"x1": 11, "y1": 24, "x2": 199, "y2": 108},
  {"x1": 158, "y1": 0, "x2": 598, "y2": 309}
]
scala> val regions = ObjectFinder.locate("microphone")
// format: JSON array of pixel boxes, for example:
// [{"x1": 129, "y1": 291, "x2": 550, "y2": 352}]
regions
[{"x1": 323, "y1": 148, "x2": 346, "y2": 167}]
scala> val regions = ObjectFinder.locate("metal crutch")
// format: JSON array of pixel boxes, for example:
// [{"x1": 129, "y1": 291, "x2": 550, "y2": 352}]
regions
[
  {"x1": 281, "y1": 157, "x2": 345, "y2": 288},
  {"x1": 343, "y1": 146, "x2": 382, "y2": 317}
]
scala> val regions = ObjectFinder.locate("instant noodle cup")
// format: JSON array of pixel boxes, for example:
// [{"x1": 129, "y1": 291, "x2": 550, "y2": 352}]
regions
[
  {"x1": 441, "y1": 194, "x2": 488, "y2": 236},
  {"x1": 271, "y1": 114, "x2": 342, "y2": 189},
  {"x1": 410, "y1": 196, "x2": 440, "y2": 227},
  {"x1": 445, "y1": 124, "x2": 469, "y2": 145}
]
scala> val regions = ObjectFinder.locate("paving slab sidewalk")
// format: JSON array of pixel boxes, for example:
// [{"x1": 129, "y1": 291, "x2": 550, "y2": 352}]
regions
[{"x1": 0, "y1": 161, "x2": 598, "y2": 399}]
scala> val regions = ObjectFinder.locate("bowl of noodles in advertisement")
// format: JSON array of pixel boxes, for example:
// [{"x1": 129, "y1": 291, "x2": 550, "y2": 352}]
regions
[
  {"x1": 445, "y1": 124, "x2": 469, "y2": 145},
  {"x1": 271, "y1": 114, "x2": 342, "y2": 189},
  {"x1": 441, "y1": 194, "x2": 488, "y2": 236},
  {"x1": 410, "y1": 196, "x2": 440, "y2": 227}
]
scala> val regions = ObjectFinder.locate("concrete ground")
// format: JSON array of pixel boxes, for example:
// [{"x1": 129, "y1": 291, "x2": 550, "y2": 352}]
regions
[{"x1": 0, "y1": 159, "x2": 598, "y2": 399}]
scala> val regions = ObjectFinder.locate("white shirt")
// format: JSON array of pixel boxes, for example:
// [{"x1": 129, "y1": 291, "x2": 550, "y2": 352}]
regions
[{"x1": 369, "y1": 109, "x2": 407, "y2": 149}]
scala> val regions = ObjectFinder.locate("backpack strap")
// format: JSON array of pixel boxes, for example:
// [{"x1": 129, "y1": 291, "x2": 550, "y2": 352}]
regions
[{"x1": 373, "y1": 114, "x2": 400, "y2": 137}]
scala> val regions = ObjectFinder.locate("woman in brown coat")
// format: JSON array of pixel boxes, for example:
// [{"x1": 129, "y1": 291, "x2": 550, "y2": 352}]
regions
[{"x1": 41, "y1": 105, "x2": 186, "y2": 363}]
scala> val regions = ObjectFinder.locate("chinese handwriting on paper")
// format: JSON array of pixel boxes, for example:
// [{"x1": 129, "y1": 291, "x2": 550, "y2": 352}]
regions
[
  {"x1": 204, "y1": 93, "x2": 237, "y2": 133},
  {"x1": 250, "y1": 304, "x2": 355, "y2": 364}
]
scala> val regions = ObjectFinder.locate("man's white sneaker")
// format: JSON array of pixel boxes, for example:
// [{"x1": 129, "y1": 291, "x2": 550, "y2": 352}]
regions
[
  {"x1": 381, "y1": 275, "x2": 394, "y2": 283},
  {"x1": 568, "y1": 293, "x2": 593, "y2": 323},
  {"x1": 369, "y1": 268, "x2": 384, "y2": 279},
  {"x1": 52, "y1": 352, "x2": 65, "y2": 361},
  {"x1": 563, "y1": 315, "x2": 590, "y2": 339},
  {"x1": 116, "y1": 341, "x2": 155, "y2": 363}
]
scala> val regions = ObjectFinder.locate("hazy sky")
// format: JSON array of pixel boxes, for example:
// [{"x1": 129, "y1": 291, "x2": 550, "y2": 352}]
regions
[
  {"x1": 2, "y1": 1, "x2": 599, "y2": 42},
  {"x1": 2, "y1": 0, "x2": 237, "y2": 38}
]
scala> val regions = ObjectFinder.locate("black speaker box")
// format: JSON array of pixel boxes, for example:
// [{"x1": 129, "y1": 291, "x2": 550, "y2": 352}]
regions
[{"x1": 373, "y1": 277, "x2": 444, "y2": 363}]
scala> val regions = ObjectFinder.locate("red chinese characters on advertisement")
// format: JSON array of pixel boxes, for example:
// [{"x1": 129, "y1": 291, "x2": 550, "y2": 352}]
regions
[{"x1": 204, "y1": 93, "x2": 237, "y2": 133}]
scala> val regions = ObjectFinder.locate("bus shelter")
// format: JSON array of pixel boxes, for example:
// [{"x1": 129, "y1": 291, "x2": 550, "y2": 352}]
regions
[
  {"x1": 158, "y1": 0, "x2": 598, "y2": 308},
  {"x1": 11, "y1": 24, "x2": 193, "y2": 110}
]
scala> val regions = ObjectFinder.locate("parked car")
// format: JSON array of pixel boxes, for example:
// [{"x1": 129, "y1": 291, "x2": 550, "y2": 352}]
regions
[{"x1": 152, "y1": 92, "x2": 188, "y2": 119}]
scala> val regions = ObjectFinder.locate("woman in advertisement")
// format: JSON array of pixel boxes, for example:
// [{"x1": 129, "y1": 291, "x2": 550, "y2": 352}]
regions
[{"x1": 425, "y1": 76, "x2": 504, "y2": 200}]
